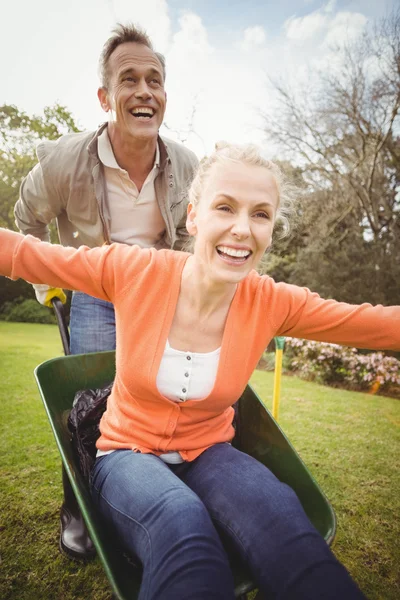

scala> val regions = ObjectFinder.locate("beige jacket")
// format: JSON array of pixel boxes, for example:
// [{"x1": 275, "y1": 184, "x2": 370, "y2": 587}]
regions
[{"x1": 14, "y1": 123, "x2": 198, "y2": 251}]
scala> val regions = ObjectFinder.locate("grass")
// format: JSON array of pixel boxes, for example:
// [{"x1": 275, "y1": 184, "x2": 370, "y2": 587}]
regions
[{"x1": 0, "y1": 321, "x2": 399, "y2": 600}]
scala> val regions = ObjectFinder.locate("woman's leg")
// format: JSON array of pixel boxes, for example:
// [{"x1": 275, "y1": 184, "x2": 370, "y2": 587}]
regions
[
  {"x1": 90, "y1": 450, "x2": 235, "y2": 600},
  {"x1": 176, "y1": 443, "x2": 366, "y2": 600}
]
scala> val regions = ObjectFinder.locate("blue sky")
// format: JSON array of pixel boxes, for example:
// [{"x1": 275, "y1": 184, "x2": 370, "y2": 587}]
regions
[{"x1": 1, "y1": 0, "x2": 396, "y2": 157}]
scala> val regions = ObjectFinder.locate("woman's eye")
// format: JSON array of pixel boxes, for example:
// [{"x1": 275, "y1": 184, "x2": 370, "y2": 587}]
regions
[
  {"x1": 217, "y1": 205, "x2": 232, "y2": 213},
  {"x1": 254, "y1": 211, "x2": 270, "y2": 219}
]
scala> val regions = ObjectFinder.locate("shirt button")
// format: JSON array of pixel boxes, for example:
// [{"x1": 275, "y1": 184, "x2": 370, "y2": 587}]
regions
[
  {"x1": 186, "y1": 355, "x2": 191, "y2": 361},
  {"x1": 169, "y1": 173, "x2": 173, "y2": 178},
  {"x1": 169, "y1": 182, "x2": 174, "y2": 187},
  {"x1": 169, "y1": 421, "x2": 174, "y2": 427},
  {"x1": 184, "y1": 372, "x2": 189, "y2": 377}
]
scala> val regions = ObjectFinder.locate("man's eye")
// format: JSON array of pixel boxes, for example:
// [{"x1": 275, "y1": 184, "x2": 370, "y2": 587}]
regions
[{"x1": 124, "y1": 77, "x2": 135, "y2": 83}]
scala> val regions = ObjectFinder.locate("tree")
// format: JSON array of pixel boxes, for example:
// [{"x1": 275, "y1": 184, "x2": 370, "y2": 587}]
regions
[
  {"x1": 0, "y1": 103, "x2": 80, "y2": 229},
  {"x1": 0, "y1": 103, "x2": 80, "y2": 307},
  {"x1": 262, "y1": 10, "x2": 400, "y2": 305}
]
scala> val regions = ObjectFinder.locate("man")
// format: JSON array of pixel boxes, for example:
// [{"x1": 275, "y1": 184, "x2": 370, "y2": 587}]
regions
[{"x1": 14, "y1": 23, "x2": 198, "y2": 560}]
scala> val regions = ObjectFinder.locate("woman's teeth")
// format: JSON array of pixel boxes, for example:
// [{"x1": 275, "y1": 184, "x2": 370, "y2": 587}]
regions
[{"x1": 216, "y1": 246, "x2": 251, "y2": 260}]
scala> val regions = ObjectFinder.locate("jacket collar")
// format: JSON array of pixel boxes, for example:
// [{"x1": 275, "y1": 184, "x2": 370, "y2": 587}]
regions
[{"x1": 88, "y1": 122, "x2": 170, "y2": 171}]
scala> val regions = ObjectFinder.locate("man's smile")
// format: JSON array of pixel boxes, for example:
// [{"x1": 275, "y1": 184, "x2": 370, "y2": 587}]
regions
[{"x1": 129, "y1": 106, "x2": 155, "y2": 120}]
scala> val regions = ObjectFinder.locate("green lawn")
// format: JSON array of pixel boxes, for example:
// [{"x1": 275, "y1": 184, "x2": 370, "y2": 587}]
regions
[{"x1": 0, "y1": 321, "x2": 399, "y2": 600}]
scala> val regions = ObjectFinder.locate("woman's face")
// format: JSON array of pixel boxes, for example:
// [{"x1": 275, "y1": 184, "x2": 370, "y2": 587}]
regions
[{"x1": 187, "y1": 160, "x2": 279, "y2": 285}]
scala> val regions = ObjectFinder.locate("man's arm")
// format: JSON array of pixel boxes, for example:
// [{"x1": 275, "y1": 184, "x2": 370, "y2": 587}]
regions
[
  {"x1": 173, "y1": 211, "x2": 190, "y2": 251},
  {"x1": 172, "y1": 150, "x2": 199, "y2": 251},
  {"x1": 14, "y1": 161, "x2": 66, "y2": 305},
  {"x1": 14, "y1": 163, "x2": 59, "y2": 241}
]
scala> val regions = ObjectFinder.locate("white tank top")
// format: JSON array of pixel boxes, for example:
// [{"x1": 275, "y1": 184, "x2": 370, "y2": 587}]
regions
[{"x1": 97, "y1": 341, "x2": 221, "y2": 464}]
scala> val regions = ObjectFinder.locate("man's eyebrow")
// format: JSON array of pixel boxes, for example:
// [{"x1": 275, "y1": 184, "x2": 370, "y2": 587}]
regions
[{"x1": 119, "y1": 67, "x2": 162, "y2": 79}]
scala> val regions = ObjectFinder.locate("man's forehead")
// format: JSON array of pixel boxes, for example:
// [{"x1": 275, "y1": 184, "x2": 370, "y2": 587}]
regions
[{"x1": 110, "y1": 42, "x2": 163, "y2": 72}]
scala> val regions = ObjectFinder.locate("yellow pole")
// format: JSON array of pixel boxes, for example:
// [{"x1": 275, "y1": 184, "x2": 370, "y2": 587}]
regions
[{"x1": 272, "y1": 337, "x2": 285, "y2": 421}]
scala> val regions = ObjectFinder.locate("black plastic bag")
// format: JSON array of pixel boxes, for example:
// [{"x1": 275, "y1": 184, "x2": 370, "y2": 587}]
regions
[{"x1": 68, "y1": 382, "x2": 113, "y2": 481}]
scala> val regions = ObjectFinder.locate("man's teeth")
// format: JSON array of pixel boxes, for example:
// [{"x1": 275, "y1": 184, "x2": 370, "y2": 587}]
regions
[
  {"x1": 217, "y1": 246, "x2": 251, "y2": 258},
  {"x1": 131, "y1": 107, "x2": 154, "y2": 117}
]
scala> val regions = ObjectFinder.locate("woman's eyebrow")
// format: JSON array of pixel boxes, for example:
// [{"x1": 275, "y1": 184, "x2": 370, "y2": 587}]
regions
[{"x1": 215, "y1": 194, "x2": 274, "y2": 209}]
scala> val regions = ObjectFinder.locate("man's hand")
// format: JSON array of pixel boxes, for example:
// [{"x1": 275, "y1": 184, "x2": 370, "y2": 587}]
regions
[{"x1": 33, "y1": 283, "x2": 67, "y2": 307}]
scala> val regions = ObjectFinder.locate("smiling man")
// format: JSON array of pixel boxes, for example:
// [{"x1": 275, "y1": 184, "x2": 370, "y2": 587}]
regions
[{"x1": 14, "y1": 23, "x2": 198, "y2": 561}]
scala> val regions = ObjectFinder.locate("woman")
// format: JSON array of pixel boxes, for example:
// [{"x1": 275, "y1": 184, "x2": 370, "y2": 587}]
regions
[{"x1": 2, "y1": 142, "x2": 399, "y2": 600}]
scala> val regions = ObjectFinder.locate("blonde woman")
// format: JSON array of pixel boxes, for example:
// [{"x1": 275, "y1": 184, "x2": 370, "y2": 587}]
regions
[{"x1": 1, "y1": 143, "x2": 399, "y2": 600}]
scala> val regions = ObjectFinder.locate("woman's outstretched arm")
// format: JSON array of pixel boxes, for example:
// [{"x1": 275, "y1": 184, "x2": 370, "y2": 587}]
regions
[
  {"x1": 269, "y1": 280, "x2": 400, "y2": 351},
  {"x1": 0, "y1": 229, "x2": 150, "y2": 302}
]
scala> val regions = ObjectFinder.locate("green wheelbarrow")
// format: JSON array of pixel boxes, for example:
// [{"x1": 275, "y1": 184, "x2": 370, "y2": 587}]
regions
[{"x1": 34, "y1": 300, "x2": 336, "y2": 600}]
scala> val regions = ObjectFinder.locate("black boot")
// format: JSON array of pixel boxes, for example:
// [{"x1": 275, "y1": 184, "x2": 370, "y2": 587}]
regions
[{"x1": 60, "y1": 465, "x2": 96, "y2": 560}]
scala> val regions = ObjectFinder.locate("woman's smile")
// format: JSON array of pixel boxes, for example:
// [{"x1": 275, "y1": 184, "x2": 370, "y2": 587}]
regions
[{"x1": 187, "y1": 159, "x2": 279, "y2": 285}]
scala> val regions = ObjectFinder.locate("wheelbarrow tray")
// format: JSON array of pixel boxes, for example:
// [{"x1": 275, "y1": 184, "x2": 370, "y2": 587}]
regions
[{"x1": 35, "y1": 351, "x2": 336, "y2": 599}]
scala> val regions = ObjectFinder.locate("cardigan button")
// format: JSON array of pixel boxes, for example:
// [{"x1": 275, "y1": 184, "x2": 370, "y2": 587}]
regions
[
  {"x1": 186, "y1": 355, "x2": 191, "y2": 360},
  {"x1": 184, "y1": 372, "x2": 189, "y2": 377},
  {"x1": 182, "y1": 388, "x2": 187, "y2": 393}
]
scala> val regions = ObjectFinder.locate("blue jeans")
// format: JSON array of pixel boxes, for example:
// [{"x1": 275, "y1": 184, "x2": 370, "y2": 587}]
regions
[
  {"x1": 70, "y1": 292, "x2": 116, "y2": 354},
  {"x1": 90, "y1": 443, "x2": 365, "y2": 600}
]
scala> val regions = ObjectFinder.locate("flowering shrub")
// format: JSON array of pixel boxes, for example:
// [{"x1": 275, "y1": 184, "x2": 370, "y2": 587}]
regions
[{"x1": 284, "y1": 338, "x2": 400, "y2": 395}]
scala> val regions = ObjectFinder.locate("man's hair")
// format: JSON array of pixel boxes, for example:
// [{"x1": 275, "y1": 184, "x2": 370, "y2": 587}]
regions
[{"x1": 99, "y1": 23, "x2": 166, "y2": 88}]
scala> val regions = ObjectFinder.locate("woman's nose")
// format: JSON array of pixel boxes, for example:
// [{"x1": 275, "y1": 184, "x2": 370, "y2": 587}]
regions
[{"x1": 231, "y1": 215, "x2": 251, "y2": 238}]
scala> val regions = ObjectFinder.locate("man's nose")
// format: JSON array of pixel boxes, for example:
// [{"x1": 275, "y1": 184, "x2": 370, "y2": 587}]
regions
[{"x1": 134, "y1": 80, "x2": 152, "y2": 100}]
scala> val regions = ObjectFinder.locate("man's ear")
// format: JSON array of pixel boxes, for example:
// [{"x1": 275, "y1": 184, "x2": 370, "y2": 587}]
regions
[
  {"x1": 98, "y1": 87, "x2": 111, "y2": 113},
  {"x1": 186, "y1": 203, "x2": 197, "y2": 236}
]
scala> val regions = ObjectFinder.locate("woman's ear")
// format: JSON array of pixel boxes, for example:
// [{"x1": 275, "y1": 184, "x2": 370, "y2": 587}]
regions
[{"x1": 186, "y1": 203, "x2": 197, "y2": 236}]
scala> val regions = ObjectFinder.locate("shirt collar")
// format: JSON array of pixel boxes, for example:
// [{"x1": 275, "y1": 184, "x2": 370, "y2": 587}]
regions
[{"x1": 98, "y1": 126, "x2": 160, "y2": 170}]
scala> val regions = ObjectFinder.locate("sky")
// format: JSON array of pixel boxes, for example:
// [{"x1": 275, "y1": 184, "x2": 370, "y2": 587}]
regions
[{"x1": 0, "y1": 0, "x2": 396, "y2": 158}]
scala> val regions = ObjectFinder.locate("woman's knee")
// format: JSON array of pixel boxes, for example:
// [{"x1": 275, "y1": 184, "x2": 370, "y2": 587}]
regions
[{"x1": 90, "y1": 453, "x2": 225, "y2": 562}]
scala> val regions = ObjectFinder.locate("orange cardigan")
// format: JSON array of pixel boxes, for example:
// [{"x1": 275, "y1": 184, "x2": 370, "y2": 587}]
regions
[{"x1": 2, "y1": 230, "x2": 400, "y2": 460}]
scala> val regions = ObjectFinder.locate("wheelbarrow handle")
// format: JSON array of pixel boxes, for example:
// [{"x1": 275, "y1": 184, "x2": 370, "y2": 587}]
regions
[{"x1": 51, "y1": 297, "x2": 71, "y2": 356}]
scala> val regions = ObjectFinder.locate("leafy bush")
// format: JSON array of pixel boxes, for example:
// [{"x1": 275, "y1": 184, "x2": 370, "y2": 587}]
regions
[
  {"x1": 0, "y1": 298, "x2": 56, "y2": 324},
  {"x1": 284, "y1": 338, "x2": 400, "y2": 395},
  {"x1": 257, "y1": 351, "x2": 276, "y2": 371}
]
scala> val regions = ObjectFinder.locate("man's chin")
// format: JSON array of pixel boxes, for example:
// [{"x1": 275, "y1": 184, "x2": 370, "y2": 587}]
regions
[{"x1": 126, "y1": 125, "x2": 159, "y2": 141}]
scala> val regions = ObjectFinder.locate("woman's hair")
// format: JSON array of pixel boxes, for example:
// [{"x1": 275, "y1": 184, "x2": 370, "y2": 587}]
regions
[{"x1": 188, "y1": 141, "x2": 296, "y2": 239}]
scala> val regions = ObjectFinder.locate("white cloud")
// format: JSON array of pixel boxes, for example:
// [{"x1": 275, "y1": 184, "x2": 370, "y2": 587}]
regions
[
  {"x1": 170, "y1": 12, "x2": 214, "y2": 58},
  {"x1": 283, "y1": 0, "x2": 367, "y2": 70},
  {"x1": 322, "y1": 11, "x2": 367, "y2": 48},
  {"x1": 283, "y1": 0, "x2": 339, "y2": 42},
  {"x1": 239, "y1": 26, "x2": 267, "y2": 51},
  {"x1": 324, "y1": 0, "x2": 337, "y2": 15},
  {"x1": 284, "y1": 12, "x2": 327, "y2": 41}
]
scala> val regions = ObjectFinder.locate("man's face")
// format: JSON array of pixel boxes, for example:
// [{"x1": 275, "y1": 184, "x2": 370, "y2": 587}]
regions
[{"x1": 98, "y1": 42, "x2": 167, "y2": 142}]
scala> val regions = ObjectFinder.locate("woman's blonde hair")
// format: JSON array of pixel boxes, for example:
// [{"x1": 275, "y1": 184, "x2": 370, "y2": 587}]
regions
[{"x1": 188, "y1": 141, "x2": 296, "y2": 239}]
